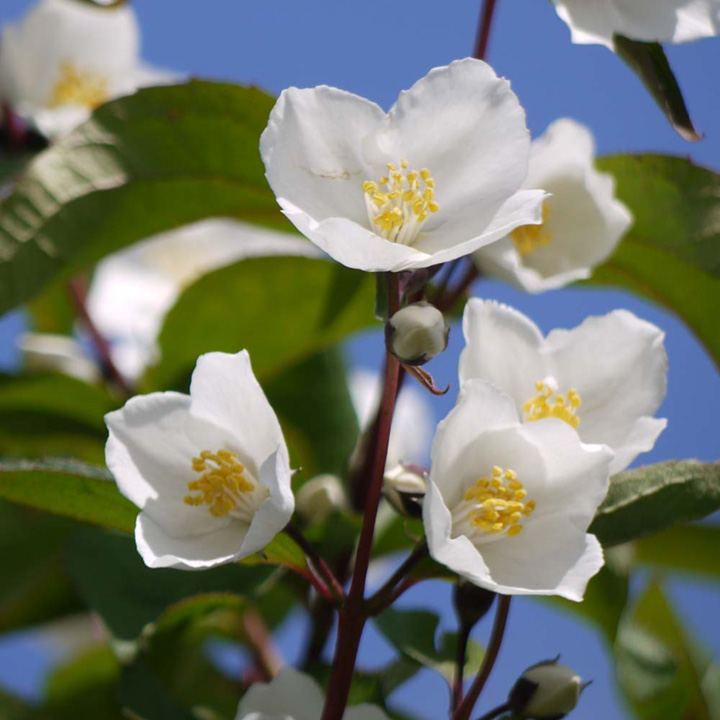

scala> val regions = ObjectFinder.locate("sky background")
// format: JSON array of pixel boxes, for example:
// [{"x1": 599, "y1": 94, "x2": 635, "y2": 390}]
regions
[{"x1": 0, "y1": 1, "x2": 719, "y2": 719}]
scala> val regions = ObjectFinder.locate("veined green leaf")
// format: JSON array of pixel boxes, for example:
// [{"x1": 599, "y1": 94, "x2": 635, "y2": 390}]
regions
[
  {"x1": 594, "y1": 155, "x2": 720, "y2": 369},
  {"x1": 0, "y1": 458, "x2": 137, "y2": 533},
  {"x1": 0, "y1": 81, "x2": 283, "y2": 315},
  {"x1": 590, "y1": 461, "x2": 720, "y2": 547}
]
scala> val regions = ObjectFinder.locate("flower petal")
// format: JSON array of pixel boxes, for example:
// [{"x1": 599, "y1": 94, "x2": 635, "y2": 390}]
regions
[
  {"x1": 189, "y1": 351, "x2": 288, "y2": 473},
  {"x1": 260, "y1": 84, "x2": 384, "y2": 227},
  {"x1": 135, "y1": 512, "x2": 249, "y2": 570},
  {"x1": 235, "y1": 667, "x2": 324, "y2": 720},
  {"x1": 546, "y1": 309, "x2": 667, "y2": 473},
  {"x1": 459, "y1": 299, "x2": 546, "y2": 410}
]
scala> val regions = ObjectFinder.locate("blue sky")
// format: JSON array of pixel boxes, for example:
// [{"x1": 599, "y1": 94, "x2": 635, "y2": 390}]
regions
[{"x1": 0, "y1": 2, "x2": 718, "y2": 719}]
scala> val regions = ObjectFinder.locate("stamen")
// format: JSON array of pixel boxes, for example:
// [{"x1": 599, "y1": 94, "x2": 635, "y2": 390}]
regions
[
  {"x1": 364, "y1": 159, "x2": 439, "y2": 246},
  {"x1": 184, "y1": 449, "x2": 260, "y2": 518},
  {"x1": 452, "y1": 466, "x2": 536, "y2": 542},
  {"x1": 511, "y1": 203, "x2": 552, "y2": 256},
  {"x1": 523, "y1": 380, "x2": 581, "y2": 428},
  {"x1": 48, "y1": 61, "x2": 109, "y2": 109}
]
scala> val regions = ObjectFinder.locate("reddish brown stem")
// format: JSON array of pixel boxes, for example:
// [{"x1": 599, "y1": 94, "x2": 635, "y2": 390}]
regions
[
  {"x1": 67, "y1": 277, "x2": 133, "y2": 396},
  {"x1": 321, "y1": 273, "x2": 402, "y2": 720},
  {"x1": 242, "y1": 608, "x2": 283, "y2": 682},
  {"x1": 452, "y1": 622, "x2": 472, "y2": 712},
  {"x1": 473, "y1": 0, "x2": 499, "y2": 61},
  {"x1": 454, "y1": 595, "x2": 512, "y2": 720},
  {"x1": 437, "y1": 263, "x2": 479, "y2": 314}
]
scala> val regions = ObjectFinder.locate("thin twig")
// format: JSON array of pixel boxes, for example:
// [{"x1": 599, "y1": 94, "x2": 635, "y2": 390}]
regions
[
  {"x1": 473, "y1": 0, "x2": 499, "y2": 61},
  {"x1": 241, "y1": 608, "x2": 283, "y2": 682},
  {"x1": 366, "y1": 540, "x2": 428, "y2": 613},
  {"x1": 474, "y1": 702, "x2": 511, "y2": 720},
  {"x1": 436, "y1": 263, "x2": 479, "y2": 314},
  {"x1": 454, "y1": 595, "x2": 512, "y2": 720},
  {"x1": 452, "y1": 622, "x2": 472, "y2": 712}
]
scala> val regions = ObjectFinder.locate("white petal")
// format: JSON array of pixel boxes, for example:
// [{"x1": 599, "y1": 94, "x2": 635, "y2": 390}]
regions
[
  {"x1": 189, "y1": 351, "x2": 288, "y2": 474},
  {"x1": 105, "y1": 391, "x2": 240, "y2": 537},
  {"x1": 235, "y1": 667, "x2": 324, "y2": 720},
  {"x1": 377, "y1": 59, "x2": 532, "y2": 241},
  {"x1": 429, "y1": 380, "x2": 520, "y2": 507},
  {"x1": 459, "y1": 299, "x2": 546, "y2": 410},
  {"x1": 135, "y1": 512, "x2": 249, "y2": 570},
  {"x1": 260, "y1": 84, "x2": 384, "y2": 227},
  {"x1": 546, "y1": 309, "x2": 667, "y2": 472}
]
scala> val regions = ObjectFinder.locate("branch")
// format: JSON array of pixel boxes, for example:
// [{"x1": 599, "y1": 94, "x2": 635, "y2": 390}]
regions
[
  {"x1": 241, "y1": 608, "x2": 283, "y2": 682},
  {"x1": 473, "y1": 0, "x2": 499, "y2": 61},
  {"x1": 366, "y1": 540, "x2": 428, "y2": 614}
]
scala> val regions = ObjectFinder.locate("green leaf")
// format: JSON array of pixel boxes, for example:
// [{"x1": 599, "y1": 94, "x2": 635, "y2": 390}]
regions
[
  {"x1": 0, "y1": 81, "x2": 283, "y2": 315},
  {"x1": 266, "y1": 348, "x2": 359, "y2": 477},
  {"x1": 589, "y1": 461, "x2": 720, "y2": 547},
  {"x1": 0, "y1": 373, "x2": 114, "y2": 462},
  {"x1": 150, "y1": 257, "x2": 375, "y2": 390},
  {"x1": 634, "y1": 523, "x2": 720, "y2": 578},
  {"x1": 45, "y1": 645, "x2": 122, "y2": 720},
  {"x1": 66, "y1": 527, "x2": 277, "y2": 642},
  {"x1": 614, "y1": 36, "x2": 700, "y2": 142},
  {"x1": 594, "y1": 155, "x2": 720, "y2": 369},
  {"x1": 0, "y1": 500, "x2": 82, "y2": 633},
  {"x1": 0, "y1": 688, "x2": 51, "y2": 720},
  {"x1": 617, "y1": 581, "x2": 717, "y2": 720},
  {"x1": 0, "y1": 458, "x2": 137, "y2": 533}
]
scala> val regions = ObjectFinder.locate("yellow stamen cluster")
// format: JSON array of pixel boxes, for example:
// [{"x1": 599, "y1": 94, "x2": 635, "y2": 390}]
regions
[
  {"x1": 523, "y1": 380, "x2": 581, "y2": 428},
  {"x1": 363, "y1": 159, "x2": 439, "y2": 245},
  {"x1": 48, "y1": 61, "x2": 109, "y2": 109},
  {"x1": 184, "y1": 449, "x2": 254, "y2": 518},
  {"x1": 464, "y1": 466, "x2": 536, "y2": 537},
  {"x1": 510, "y1": 203, "x2": 552, "y2": 256}
]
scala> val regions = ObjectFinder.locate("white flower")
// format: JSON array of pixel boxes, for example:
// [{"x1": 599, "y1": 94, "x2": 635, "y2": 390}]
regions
[
  {"x1": 474, "y1": 119, "x2": 632, "y2": 293},
  {"x1": 105, "y1": 350, "x2": 293, "y2": 569},
  {"x1": 350, "y1": 368, "x2": 433, "y2": 467},
  {"x1": 459, "y1": 299, "x2": 667, "y2": 474},
  {"x1": 423, "y1": 380, "x2": 612, "y2": 600},
  {"x1": 86, "y1": 219, "x2": 320, "y2": 381},
  {"x1": 260, "y1": 58, "x2": 546, "y2": 272},
  {"x1": 551, "y1": 0, "x2": 720, "y2": 49},
  {"x1": 0, "y1": 0, "x2": 178, "y2": 137},
  {"x1": 235, "y1": 667, "x2": 389, "y2": 720}
]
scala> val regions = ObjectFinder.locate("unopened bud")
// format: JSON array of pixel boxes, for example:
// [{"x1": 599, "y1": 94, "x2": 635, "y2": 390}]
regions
[
  {"x1": 296, "y1": 474, "x2": 347, "y2": 524},
  {"x1": 453, "y1": 581, "x2": 496, "y2": 631},
  {"x1": 385, "y1": 302, "x2": 448, "y2": 366},
  {"x1": 383, "y1": 463, "x2": 427, "y2": 518},
  {"x1": 509, "y1": 659, "x2": 585, "y2": 719}
]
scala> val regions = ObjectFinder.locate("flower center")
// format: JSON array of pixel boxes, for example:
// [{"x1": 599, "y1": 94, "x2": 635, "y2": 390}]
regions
[
  {"x1": 363, "y1": 159, "x2": 439, "y2": 246},
  {"x1": 452, "y1": 466, "x2": 536, "y2": 542},
  {"x1": 523, "y1": 379, "x2": 581, "y2": 428},
  {"x1": 510, "y1": 203, "x2": 552, "y2": 256},
  {"x1": 184, "y1": 449, "x2": 266, "y2": 520},
  {"x1": 48, "y1": 61, "x2": 110, "y2": 109}
]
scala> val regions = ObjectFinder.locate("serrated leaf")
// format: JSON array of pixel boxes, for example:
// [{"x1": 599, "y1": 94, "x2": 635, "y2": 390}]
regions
[
  {"x1": 0, "y1": 458, "x2": 137, "y2": 533},
  {"x1": 590, "y1": 461, "x2": 720, "y2": 547},
  {"x1": 594, "y1": 154, "x2": 720, "y2": 369},
  {"x1": 613, "y1": 36, "x2": 700, "y2": 141},
  {"x1": 149, "y1": 257, "x2": 375, "y2": 390},
  {"x1": 0, "y1": 81, "x2": 283, "y2": 315}
]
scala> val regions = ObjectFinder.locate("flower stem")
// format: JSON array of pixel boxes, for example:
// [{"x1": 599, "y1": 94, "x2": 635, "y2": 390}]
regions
[
  {"x1": 473, "y1": 0, "x2": 499, "y2": 61},
  {"x1": 452, "y1": 620, "x2": 472, "y2": 712},
  {"x1": 285, "y1": 522, "x2": 346, "y2": 603},
  {"x1": 436, "y1": 263, "x2": 479, "y2": 313},
  {"x1": 241, "y1": 608, "x2": 283, "y2": 682},
  {"x1": 67, "y1": 277, "x2": 133, "y2": 396},
  {"x1": 454, "y1": 595, "x2": 512, "y2": 720},
  {"x1": 320, "y1": 273, "x2": 402, "y2": 720},
  {"x1": 366, "y1": 540, "x2": 428, "y2": 615},
  {"x1": 474, "y1": 702, "x2": 511, "y2": 720}
]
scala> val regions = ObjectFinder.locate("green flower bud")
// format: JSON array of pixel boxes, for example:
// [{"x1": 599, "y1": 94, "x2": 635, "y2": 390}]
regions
[
  {"x1": 509, "y1": 659, "x2": 585, "y2": 720},
  {"x1": 386, "y1": 302, "x2": 449, "y2": 366}
]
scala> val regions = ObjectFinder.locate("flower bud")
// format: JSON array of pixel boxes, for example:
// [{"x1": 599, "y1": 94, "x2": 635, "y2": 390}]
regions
[
  {"x1": 383, "y1": 463, "x2": 427, "y2": 518},
  {"x1": 453, "y1": 581, "x2": 496, "y2": 631},
  {"x1": 385, "y1": 302, "x2": 449, "y2": 366},
  {"x1": 508, "y1": 659, "x2": 585, "y2": 719},
  {"x1": 296, "y1": 474, "x2": 347, "y2": 524}
]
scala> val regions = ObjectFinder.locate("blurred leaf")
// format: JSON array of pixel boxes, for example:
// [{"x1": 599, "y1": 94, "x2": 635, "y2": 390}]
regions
[
  {"x1": 305, "y1": 511, "x2": 362, "y2": 566},
  {"x1": 0, "y1": 458, "x2": 137, "y2": 533},
  {"x1": 150, "y1": 257, "x2": 375, "y2": 390},
  {"x1": 0, "y1": 81, "x2": 284, "y2": 315},
  {"x1": 0, "y1": 372, "x2": 113, "y2": 461},
  {"x1": 616, "y1": 581, "x2": 717, "y2": 720},
  {"x1": 45, "y1": 645, "x2": 123, "y2": 720},
  {"x1": 28, "y1": 281, "x2": 76, "y2": 335},
  {"x1": 0, "y1": 501, "x2": 82, "y2": 633},
  {"x1": 614, "y1": 36, "x2": 700, "y2": 142},
  {"x1": 594, "y1": 155, "x2": 720, "y2": 368},
  {"x1": 374, "y1": 607, "x2": 483, "y2": 684},
  {"x1": 266, "y1": 348, "x2": 359, "y2": 477},
  {"x1": 66, "y1": 528, "x2": 277, "y2": 642},
  {"x1": 0, "y1": 689, "x2": 50, "y2": 720},
  {"x1": 589, "y1": 461, "x2": 720, "y2": 547},
  {"x1": 635, "y1": 523, "x2": 720, "y2": 578},
  {"x1": 372, "y1": 512, "x2": 424, "y2": 558}
]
